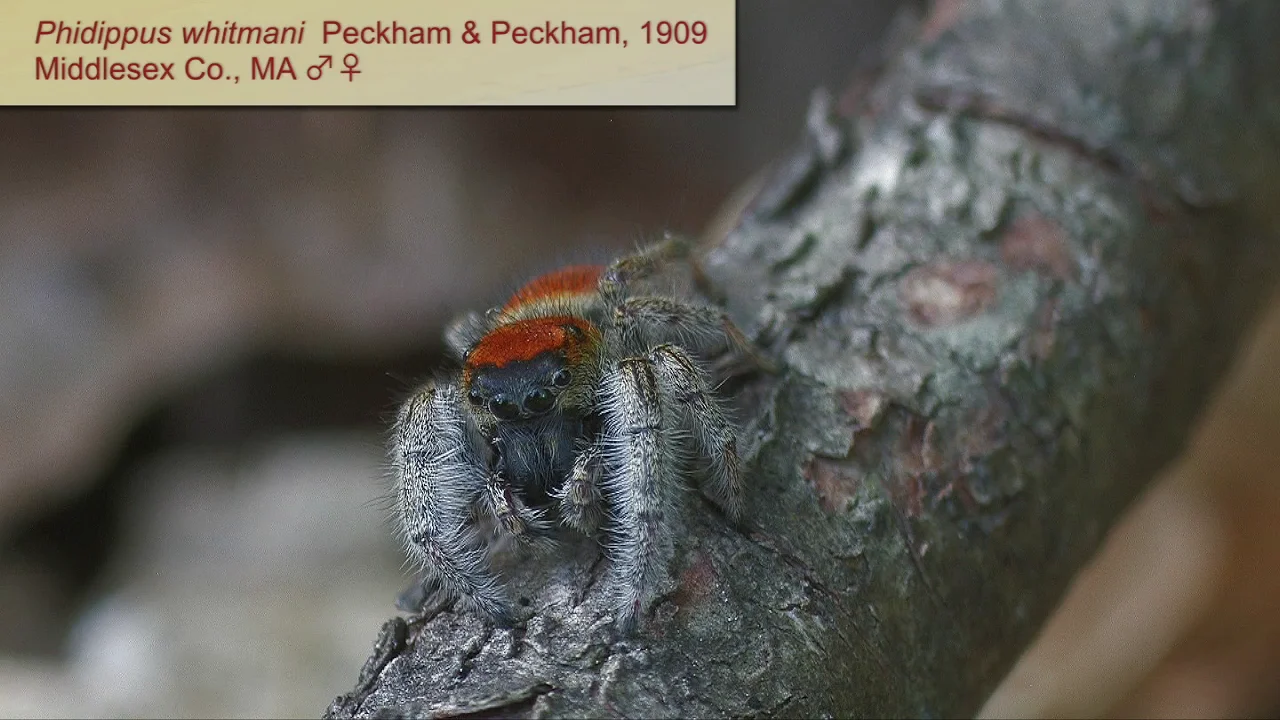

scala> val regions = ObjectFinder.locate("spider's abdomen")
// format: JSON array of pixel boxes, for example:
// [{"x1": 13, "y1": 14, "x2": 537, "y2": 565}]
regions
[
  {"x1": 496, "y1": 264, "x2": 606, "y2": 326},
  {"x1": 503, "y1": 264, "x2": 604, "y2": 312}
]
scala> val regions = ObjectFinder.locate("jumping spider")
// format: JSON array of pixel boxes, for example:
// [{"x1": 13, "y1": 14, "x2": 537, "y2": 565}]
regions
[{"x1": 391, "y1": 236, "x2": 767, "y2": 631}]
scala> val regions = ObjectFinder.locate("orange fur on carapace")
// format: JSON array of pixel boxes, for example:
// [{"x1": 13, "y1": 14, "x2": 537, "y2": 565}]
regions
[
  {"x1": 502, "y1": 264, "x2": 604, "y2": 312},
  {"x1": 464, "y1": 315, "x2": 599, "y2": 379}
]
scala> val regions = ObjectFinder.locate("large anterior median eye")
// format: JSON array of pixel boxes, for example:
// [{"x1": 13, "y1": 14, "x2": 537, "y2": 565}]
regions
[
  {"x1": 523, "y1": 388, "x2": 555, "y2": 414},
  {"x1": 490, "y1": 395, "x2": 521, "y2": 420}
]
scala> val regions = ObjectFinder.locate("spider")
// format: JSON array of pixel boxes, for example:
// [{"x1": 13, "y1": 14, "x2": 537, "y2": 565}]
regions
[{"x1": 391, "y1": 236, "x2": 767, "y2": 631}]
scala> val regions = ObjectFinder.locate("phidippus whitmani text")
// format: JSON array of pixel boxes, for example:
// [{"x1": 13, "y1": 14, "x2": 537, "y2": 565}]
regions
[{"x1": 391, "y1": 236, "x2": 766, "y2": 631}]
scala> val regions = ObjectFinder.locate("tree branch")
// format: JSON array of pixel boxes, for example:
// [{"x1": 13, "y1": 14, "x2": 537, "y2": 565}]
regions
[{"x1": 326, "y1": 1, "x2": 1280, "y2": 716}]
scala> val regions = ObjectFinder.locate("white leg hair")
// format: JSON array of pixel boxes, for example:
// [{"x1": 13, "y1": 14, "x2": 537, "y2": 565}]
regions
[
  {"x1": 598, "y1": 355, "x2": 683, "y2": 631},
  {"x1": 648, "y1": 344, "x2": 745, "y2": 519},
  {"x1": 392, "y1": 381, "x2": 513, "y2": 623}
]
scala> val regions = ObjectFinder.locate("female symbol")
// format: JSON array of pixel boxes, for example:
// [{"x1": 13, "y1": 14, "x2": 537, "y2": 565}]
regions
[{"x1": 341, "y1": 53, "x2": 362, "y2": 82}]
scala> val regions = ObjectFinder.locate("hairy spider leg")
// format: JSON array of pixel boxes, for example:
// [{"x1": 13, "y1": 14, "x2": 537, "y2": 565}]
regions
[{"x1": 392, "y1": 381, "x2": 514, "y2": 623}]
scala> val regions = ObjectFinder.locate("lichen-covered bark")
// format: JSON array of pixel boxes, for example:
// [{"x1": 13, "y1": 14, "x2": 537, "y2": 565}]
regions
[{"x1": 326, "y1": 1, "x2": 1280, "y2": 717}]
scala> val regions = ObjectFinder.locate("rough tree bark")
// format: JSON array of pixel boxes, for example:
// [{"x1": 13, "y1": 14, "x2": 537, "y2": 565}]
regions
[{"x1": 325, "y1": 1, "x2": 1280, "y2": 717}]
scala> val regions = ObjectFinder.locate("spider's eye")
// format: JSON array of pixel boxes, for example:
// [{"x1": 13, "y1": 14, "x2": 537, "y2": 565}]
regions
[
  {"x1": 523, "y1": 388, "x2": 555, "y2": 415},
  {"x1": 551, "y1": 369, "x2": 572, "y2": 388},
  {"x1": 490, "y1": 395, "x2": 521, "y2": 421},
  {"x1": 466, "y1": 388, "x2": 485, "y2": 406}
]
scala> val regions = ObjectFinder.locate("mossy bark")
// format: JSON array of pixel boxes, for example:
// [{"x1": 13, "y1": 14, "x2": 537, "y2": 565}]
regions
[{"x1": 326, "y1": 1, "x2": 1280, "y2": 717}]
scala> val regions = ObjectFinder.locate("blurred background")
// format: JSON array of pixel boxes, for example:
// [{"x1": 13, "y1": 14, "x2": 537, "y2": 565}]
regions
[{"x1": 0, "y1": 2, "x2": 1277, "y2": 718}]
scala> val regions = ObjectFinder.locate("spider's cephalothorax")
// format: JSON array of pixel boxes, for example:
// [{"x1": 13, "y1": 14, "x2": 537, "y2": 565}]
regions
[{"x1": 392, "y1": 237, "x2": 763, "y2": 631}]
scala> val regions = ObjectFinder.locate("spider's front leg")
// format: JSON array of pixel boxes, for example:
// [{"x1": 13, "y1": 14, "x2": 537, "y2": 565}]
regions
[
  {"x1": 598, "y1": 354, "x2": 683, "y2": 631},
  {"x1": 392, "y1": 380, "x2": 514, "y2": 624}
]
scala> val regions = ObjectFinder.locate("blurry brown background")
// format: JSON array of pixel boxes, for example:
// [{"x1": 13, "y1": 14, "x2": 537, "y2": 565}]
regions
[{"x1": 0, "y1": 2, "x2": 1276, "y2": 717}]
